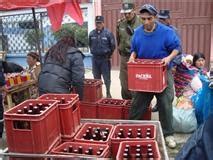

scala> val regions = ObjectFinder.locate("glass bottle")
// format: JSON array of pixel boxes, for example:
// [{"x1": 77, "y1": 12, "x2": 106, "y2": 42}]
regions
[
  {"x1": 33, "y1": 106, "x2": 39, "y2": 114},
  {"x1": 88, "y1": 147, "x2": 93, "y2": 155},
  {"x1": 96, "y1": 151, "x2": 101, "y2": 156},
  {"x1": 99, "y1": 147, "x2": 104, "y2": 154},
  {"x1": 61, "y1": 97, "x2": 66, "y2": 104},
  {"x1": 119, "y1": 128, "x2": 125, "y2": 138},
  {"x1": 63, "y1": 148, "x2": 68, "y2": 152},
  {"x1": 27, "y1": 109, "x2": 33, "y2": 114},
  {"x1": 17, "y1": 109, "x2": 23, "y2": 114},
  {"x1": 28, "y1": 103, "x2": 34, "y2": 110},
  {"x1": 23, "y1": 106, "x2": 28, "y2": 114},
  {"x1": 68, "y1": 145, "x2": 73, "y2": 153},
  {"x1": 78, "y1": 146, "x2": 83, "y2": 154}
]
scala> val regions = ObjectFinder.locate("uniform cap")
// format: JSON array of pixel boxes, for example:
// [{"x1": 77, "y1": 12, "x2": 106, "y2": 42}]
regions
[
  {"x1": 120, "y1": 3, "x2": 134, "y2": 13},
  {"x1": 139, "y1": 4, "x2": 158, "y2": 16},
  {"x1": 95, "y1": 16, "x2": 104, "y2": 23},
  {"x1": 158, "y1": 9, "x2": 170, "y2": 19}
]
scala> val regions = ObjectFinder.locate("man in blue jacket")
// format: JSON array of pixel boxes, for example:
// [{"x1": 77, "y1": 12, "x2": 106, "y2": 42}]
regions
[
  {"x1": 129, "y1": 4, "x2": 181, "y2": 148},
  {"x1": 89, "y1": 16, "x2": 116, "y2": 98}
]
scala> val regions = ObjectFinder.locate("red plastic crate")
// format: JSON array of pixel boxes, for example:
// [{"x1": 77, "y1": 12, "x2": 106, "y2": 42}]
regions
[
  {"x1": 4, "y1": 99, "x2": 60, "y2": 154},
  {"x1": 80, "y1": 101, "x2": 98, "y2": 118},
  {"x1": 128, "y1": 59, "x2": 167, "y2": 92},
  {"x1": 51, "y1": 142, "x2": 110, "y2": 159},
  {"x1": 124, "y1": 100, "x2": 152, "y2": 120},
  {"x1": 82, "y1": 79, "x2": 103, "y2": 102},
  {"x1": 116, "y1": 140, "x2": 161, "y2": 160},
  {"x1": 74, "y1": 123, "x2": 114, "y2": 144},
  {"x1": 38, "y1": 94, "x2": 81, "y2": 140},
  {"x1": 111, "y1": 124, "x2": 156, "y2": 158},
  {"x1": 97, "y1": 98, "x2": 126, "y2": 119}
]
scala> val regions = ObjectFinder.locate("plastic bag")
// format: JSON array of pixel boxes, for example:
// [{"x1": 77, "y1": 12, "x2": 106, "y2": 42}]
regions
[
  {"x1": 173, "y1": 107, "x2": 197, "y2": 133},
  {"x1": 190, "y1": 75, "x2": 202, "y2": 92},
  {"x1": 191, "y1": 75, "x2": 213, "y2": 125}
]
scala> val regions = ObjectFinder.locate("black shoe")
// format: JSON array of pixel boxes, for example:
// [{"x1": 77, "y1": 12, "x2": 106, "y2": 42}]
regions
[
  {"x1": 152, "y1": 105, "x2": 158, "y2": 112},
  {"x1": 106, "y1": 93, "x2": 112, "y2": 98}
]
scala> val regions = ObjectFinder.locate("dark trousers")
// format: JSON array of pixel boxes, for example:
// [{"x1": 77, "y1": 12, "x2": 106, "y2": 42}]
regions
[
  {"x1": 0, "y1": 94, "x2": 4, "y2": 138},
  {"x1": 92, "y1": 57, "x2": 111, "y2": 92},
  {"x1": 119, "y1": 55, "x2": 132, "y2": 99},
  {"x1": 129, "y1": 70, "x2": 174, "y2": 136}
]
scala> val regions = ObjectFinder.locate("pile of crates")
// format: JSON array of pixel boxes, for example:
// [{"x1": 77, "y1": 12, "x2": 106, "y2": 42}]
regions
[
  {"x1": 4, "y1": 95, "x2": 161, "y2": 159},
  {"x1": 80, "y1": 78, "x2": 151, "y2": 120}
]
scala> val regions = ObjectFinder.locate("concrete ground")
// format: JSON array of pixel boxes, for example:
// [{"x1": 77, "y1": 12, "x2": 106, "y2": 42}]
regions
[{"x1": 0, "y1": 69, "x2": 192, "y2": 159}]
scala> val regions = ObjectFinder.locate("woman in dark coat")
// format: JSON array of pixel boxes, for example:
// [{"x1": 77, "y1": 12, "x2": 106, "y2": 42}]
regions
[{"x1": 38, "y1": 36, "x2": 85, "y2": 100}]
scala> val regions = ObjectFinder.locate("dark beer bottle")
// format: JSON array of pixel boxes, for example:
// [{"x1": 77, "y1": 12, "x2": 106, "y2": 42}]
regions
[
  {"x1": 63, "y1": 148, "x2": 68, "y2": 152},
  {"x1": 146, "y1": 128, "x2": 151, "y2": 138},
  {"x1": 123, "y1": 153, "x2": 128, "y2": 158},
  {"x1": 23, "y1": 106, "x2": 28, "y2": 114},
  {"x1": 73, "y1": 149, "x2": 78, "y2": 154},
  {"x1": 33, "y1": 106, "x2": 39, "y2": 114},
  {"x1": 136, "y1": 132, "x2": 142, "y2": 138},
  {"x1": 135, "y1": 153, "x2": 141, "y2": 158},
  {"x1": 78, "y1": 146, "x2": 83, "y2": 154},
  {"x1": 99, "y1": 147, "x2": 104, "y2": 154},
  {"x1": 96, "y1": 151, "x2": 101, "y2": 156},
  {"x1": 68, "y1": 145, "x2": 73, "y2": 153},
  {"x1": 17, "y1": 109, "x2": 23, "y2": 114},
  {"x1": 61, "y1": 97, "x2": 66, "y2": 104},
  {"x1": 88, "y1": 147, "x2": 93, "y2": 155},
  {"x1": 28, "y1": 109, "x2": 33, "y2": 114},
  {"x1": 28, "y1": 103, "x2": 34, "y2": 110},
  {"x1": 119, "y1": 128, "x2": 125, "y2": 138},
  {"x1": 147, "y1": 143, "x2": 152, "y2": 149},
  {"x1": 37, "y1": 103, "x2": 43, "y2": 110}
]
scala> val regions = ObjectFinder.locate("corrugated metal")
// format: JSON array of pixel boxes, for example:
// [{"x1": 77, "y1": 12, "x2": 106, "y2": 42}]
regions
[{"x1": 102, "y1": 0, "x2": 213, "y2": 68}]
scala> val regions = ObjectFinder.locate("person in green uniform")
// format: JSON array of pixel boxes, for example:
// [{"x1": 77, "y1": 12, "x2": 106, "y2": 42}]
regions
[{"x1": 116, "y1": 1, "x2": 141, "y2": 99}]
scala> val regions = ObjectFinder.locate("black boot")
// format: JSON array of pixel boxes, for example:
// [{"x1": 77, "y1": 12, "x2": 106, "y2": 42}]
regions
[{"x1": 106, "y1": 85, "x2": 112, "y2": 98}]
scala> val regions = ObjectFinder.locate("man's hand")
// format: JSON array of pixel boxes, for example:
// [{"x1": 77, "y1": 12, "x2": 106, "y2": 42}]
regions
[
  {"x1": 162, "y1": 56, "x2": 172, "y2": 66},
  {"x1": 128, "y1": 52, "x2": 137, "y2": 63},
  {"x1": 128, "y1": 57, "x2": 135, "y2": 63}
]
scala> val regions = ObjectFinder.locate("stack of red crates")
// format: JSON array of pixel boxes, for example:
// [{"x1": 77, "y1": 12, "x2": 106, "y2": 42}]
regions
[
  {"x1": 110, "y1": 124, "x2": 156, "y2": 158},
  {"x1": 4, "y1": 99, "x2": 61, "y2": 155},
  {"x1": 38, "y1": 94, "x2": 80, "y2": 141},
  {"x1": 128, "y1": 59, "x2": 167, "y2": 92},
  {"x1": 80, "y1": 79, "x2": 103, "y2": 118}
]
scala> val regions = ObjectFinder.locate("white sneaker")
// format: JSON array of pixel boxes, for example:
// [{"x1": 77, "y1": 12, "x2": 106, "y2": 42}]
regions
[{"x1": 165, "y1": 136, "x2": 177, "y2": 149}]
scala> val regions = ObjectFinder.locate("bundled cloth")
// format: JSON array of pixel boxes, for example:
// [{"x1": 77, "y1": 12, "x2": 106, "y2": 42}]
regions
[{"x1": 174, "y1": 63, "x2": 198, "y2": 97}]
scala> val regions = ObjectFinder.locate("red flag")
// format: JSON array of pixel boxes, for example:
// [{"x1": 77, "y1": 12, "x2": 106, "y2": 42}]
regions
[
  {"x1": 47, "y1": 3, "x2": 65, "y2": 31},
  {"x1": 65, "y1": 0, "x2": 83, "y2": 26}
]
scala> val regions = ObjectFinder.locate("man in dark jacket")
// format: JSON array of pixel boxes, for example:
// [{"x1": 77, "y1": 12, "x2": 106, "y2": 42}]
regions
[
  {"x1": 38, "y1": 36, "x2": 85, "y2": 100},
  {"x1": 0, "y1": 60, "x2": 5, "y2": 141},
  {"x1": 176, "y1": 113, "x2": 213, "y2": 160},
  {"x1": 89, "y1": 16, "x2": 116, "y2": 98}
]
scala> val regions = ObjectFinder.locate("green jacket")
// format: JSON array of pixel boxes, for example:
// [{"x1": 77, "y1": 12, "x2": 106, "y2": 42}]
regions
[{"x1": 116, "y1": 14, "x2": 141, "y2": 57}]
